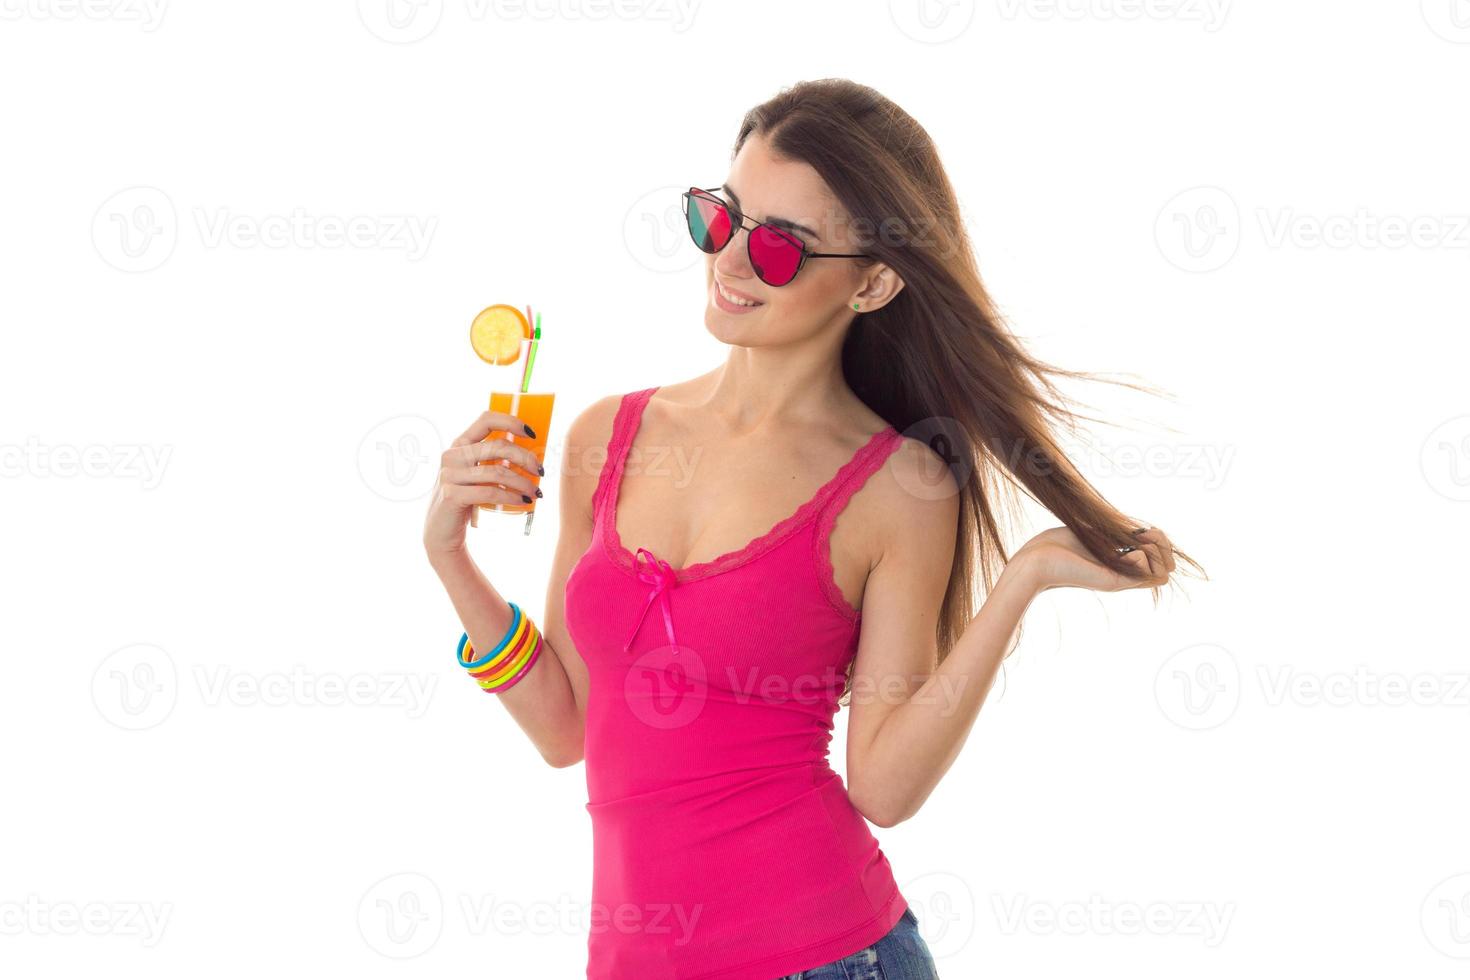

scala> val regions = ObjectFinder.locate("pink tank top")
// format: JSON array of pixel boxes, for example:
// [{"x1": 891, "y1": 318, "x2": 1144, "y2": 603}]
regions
[{"x1": 564, "y1": 386, "x2": 910, "y2": 980}]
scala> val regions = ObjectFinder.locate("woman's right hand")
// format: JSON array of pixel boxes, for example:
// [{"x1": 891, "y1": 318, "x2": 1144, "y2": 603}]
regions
[{"x1": 423, "y1": 409, "x2": 545, "y2": 559}]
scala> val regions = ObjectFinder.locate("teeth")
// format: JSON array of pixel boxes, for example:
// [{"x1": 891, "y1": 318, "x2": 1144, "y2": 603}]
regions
[{"x1": 717, "y1": 282, "x2": 761, "y2": 307}]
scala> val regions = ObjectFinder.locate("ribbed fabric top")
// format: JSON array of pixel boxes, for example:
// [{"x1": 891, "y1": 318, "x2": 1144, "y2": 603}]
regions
[{"x1": 564, "y1": 386, "x2": 910, "y2": 980}]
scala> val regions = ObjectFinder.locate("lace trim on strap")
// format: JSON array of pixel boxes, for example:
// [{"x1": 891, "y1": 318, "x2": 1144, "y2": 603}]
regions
[
  {"x1": 600, "y1": 385, "x2": 900, "y2": 587},
  {"x1": 809, "y1": 427, "x2": 906, "y2": 623},
  {"x1": 617, "y1": 422, "x2": 901, "y2": 585},
  {"x1": 591, "y1": 387, "x2": 654, "y2": 531}
]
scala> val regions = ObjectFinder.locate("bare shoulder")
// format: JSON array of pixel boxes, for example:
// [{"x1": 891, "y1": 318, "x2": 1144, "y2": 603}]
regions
[
  {"x1": 824, "y1": 426, "x2": 959, "y2": 617},
  {"x1": 860, "y1": 432, "x2": 962, "y2": 566},
  {"x1": 560, "y1": 392, "x2": 627, "y2": 521},
  {"x1": 564, "y1": 391, "x2": 624, "y2": 447}
]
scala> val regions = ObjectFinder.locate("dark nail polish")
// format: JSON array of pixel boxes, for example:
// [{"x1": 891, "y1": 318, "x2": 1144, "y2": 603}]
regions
[
  {"x1": 535, "y1": 488, "x2": 543, "y2": 498},
  {"x1": 537, "y1": 464, "x2": 545, "y2": 476},
  {"x1": 523, "y1": 423, "x2": 536, "y2": 438},
  {"x1": 521, "y1": 494, "x2": 532, "y2": 503}
]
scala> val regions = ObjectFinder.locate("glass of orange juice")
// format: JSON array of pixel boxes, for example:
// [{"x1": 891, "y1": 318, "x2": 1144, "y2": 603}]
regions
[{"x1": 469, "y1": 306, "x2": 555, "y2": 534}]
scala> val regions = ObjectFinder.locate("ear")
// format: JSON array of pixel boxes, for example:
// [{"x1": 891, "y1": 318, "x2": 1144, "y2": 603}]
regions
[{"x1": 850, "y1": 264, "x2": 905, "y2": 314}]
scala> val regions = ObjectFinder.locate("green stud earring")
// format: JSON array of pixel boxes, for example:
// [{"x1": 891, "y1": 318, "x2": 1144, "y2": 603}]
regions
[{"x1": 852, "y1": 302, "x2": 860, "y2": 311}]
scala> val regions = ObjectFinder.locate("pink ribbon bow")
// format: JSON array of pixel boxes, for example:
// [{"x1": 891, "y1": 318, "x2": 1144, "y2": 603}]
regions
[{"x1": 624, "y1": 547, "x2": 680, "y2": 655}]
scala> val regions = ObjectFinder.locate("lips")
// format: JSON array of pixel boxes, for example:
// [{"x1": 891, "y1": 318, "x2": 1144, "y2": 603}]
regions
[{"x1": 715, "y1": 279, "x2": 764, "y2": 306}]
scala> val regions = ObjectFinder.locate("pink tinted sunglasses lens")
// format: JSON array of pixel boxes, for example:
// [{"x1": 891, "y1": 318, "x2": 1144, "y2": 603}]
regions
[
  {"x1": 685, "y1": 190, "x2": 804, "y2": 286},
  {"x1": 748, "y1": 225, "x2": 802, "y2": 285}
]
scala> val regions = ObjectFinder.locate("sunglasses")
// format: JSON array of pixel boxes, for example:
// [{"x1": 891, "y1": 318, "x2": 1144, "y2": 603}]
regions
[{"x1": 681, "y1": 186, "x2": 868, "y2": 287}]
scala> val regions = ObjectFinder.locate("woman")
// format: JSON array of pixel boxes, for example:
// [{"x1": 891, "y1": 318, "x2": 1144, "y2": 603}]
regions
[{"x1": 424, "y1": 78, "x2": 1202, "y2": 980}]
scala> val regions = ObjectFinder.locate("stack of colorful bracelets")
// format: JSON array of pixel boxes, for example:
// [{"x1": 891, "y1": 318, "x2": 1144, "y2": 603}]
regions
[{"x1": 455, "y1": 601, "x2": 544, "y2": 693}]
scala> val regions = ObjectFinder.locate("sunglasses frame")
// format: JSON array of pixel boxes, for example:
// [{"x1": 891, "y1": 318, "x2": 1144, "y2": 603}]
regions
[{"x1": 681, "y1": 186, "x2": 868, "y2": 287}]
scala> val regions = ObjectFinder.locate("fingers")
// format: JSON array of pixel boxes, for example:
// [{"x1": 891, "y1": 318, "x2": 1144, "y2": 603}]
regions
[
  {"x1": 459, "y1": 458, "x2": 539, "y2": 497},
  {"x1": 436, "y1": 412, "x2": 546, "y2": 506},
  {"x1": 1131, "y1": 526, "x2": 1176, "y2": 576},
  {"x1": 1143, "y1": 544, "x2": 1167, "y2": 582},
  {"x1": 1152, "y1": 528, "x2": 1176, "y2": 574},
  {"x1": 442, "y1": 432, "x2": 543, "y2": 475},
  {"x1": 1120, "y1": 549, "x2": 1152, "y2": 582},
  {"x1": 443, "y1": 481, "x2": 536, "y2": 510},
  {"x1": 450, "y1": 409, "x2": 537, "y2": 449}
]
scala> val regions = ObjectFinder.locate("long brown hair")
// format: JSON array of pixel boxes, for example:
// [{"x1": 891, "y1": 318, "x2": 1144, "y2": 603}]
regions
[{"x1": 733, "y1": 79, "x2": 1205, "y2": 697}]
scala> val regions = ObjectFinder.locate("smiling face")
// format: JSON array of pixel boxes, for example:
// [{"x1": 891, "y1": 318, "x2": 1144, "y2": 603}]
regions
[{"x1": 700, "y1": 131, "x2": 901, "y2": 345}]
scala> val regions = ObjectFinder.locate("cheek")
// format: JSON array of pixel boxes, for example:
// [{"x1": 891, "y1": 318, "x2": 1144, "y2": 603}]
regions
[{"x1": 772, "y1": 267, "x2": 844, "y2": 314}]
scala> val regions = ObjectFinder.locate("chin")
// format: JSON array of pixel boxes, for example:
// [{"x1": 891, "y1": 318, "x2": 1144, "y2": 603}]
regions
[
  {"x1": 704, "y1": 310, "x2": 740, "y2": 344},
  {"x1": 703, "y1": 309, "x2": 768, "y2": 347}
]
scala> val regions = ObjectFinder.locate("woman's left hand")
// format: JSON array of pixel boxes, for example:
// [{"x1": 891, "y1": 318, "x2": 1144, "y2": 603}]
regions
[{"x1": 1012, "y1": 525, "x2": 1174, "y2": 594}]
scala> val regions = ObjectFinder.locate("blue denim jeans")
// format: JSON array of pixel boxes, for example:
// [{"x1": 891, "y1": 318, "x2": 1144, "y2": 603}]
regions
[{"x1": 772, "y1": 905, "x2": 940, "y2": 979}]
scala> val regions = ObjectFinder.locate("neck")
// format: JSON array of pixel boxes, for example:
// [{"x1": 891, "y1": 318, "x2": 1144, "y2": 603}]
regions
[{"x1": 693, "y1": 341, "x2": 859, "y2": 436}]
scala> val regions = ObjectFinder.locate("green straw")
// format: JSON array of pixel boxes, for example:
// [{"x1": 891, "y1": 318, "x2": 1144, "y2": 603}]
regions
[{"x1": 520, "y1": 315, "x2": 541, "y2": 392}]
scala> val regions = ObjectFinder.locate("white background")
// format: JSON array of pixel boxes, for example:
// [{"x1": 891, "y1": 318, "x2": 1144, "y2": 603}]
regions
[{"x1": 3, "y1": 1, "x2": 1468, "y2": 977}]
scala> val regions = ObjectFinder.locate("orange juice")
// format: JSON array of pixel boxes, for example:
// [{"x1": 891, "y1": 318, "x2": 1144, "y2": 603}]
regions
[{"x1": 478, "y1": 390, "x2": 555, "y2": 517}]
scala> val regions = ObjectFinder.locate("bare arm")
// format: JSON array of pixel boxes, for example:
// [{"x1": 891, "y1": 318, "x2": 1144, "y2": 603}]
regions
[
  {"x1": 843, "y1": 438, "x2": 1041, "y2": 828},
  {"x1": 842, "y1": 443, "x2": 1176, "y2": 826},
  {"x1": 424, "y1": 396, "x2": 619, "y2": 768}
]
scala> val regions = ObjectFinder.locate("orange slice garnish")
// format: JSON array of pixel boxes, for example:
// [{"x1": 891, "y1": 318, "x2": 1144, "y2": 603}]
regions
[{"x1": 470, "y1": 304, "x2": 532, "y2": 366}]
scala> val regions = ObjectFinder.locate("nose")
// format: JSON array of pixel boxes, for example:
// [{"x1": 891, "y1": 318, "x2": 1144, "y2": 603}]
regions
[{"x1": 713, "y1": 221, "x2": 754, "y2": 280}]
